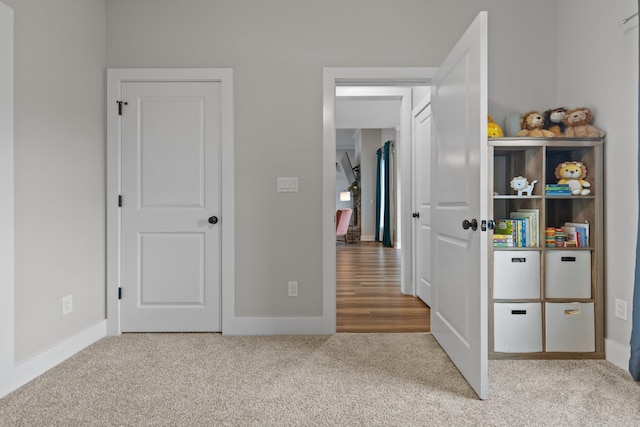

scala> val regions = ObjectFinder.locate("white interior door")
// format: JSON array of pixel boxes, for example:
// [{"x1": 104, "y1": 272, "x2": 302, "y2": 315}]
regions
[
  {"x1": 412, "y1": 97, "x2": 432, "y2": 306},
  {"x1": 120, "y1": 81, "x2": 222, "y2": 332},
  {"x1": 430, "y1": 12, "x2": 489, "y2": 399}
]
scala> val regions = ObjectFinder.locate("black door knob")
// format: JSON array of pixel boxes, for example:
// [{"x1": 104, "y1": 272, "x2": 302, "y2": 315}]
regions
[
  {"x1": 208, "y1": 216, "x2": 219, "y2": 224},
  {"x1": 462, "y1": 218, "x2": 478, "y2": 231},
  {"x1": 412, "y1": 212, "x2": 420, "y2": 218}
]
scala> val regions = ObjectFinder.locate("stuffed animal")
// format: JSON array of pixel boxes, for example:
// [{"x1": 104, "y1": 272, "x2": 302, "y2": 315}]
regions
[
  {"x1": 488, "y1": 115, "x2": 504, "y2": 138},
  {"x1": 555, "y1": 161, "x2": 591, "y2": 195},
  {"x1": 516, "y1": 111, "x2": 555, "y2": 137},
  {"x1": 563, "y1": 108, "x2": 605, "y2": 138},
  {"x1": 543, "y1": 107, "x2": 567, "y2": 137}
]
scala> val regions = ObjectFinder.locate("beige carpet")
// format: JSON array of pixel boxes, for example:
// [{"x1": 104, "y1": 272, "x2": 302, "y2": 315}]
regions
[{"x1": 0, "y1": 333, "x2": 639, "y2": 426}]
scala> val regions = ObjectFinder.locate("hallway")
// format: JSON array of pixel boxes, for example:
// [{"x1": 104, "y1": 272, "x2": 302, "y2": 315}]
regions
[{"x1": 336, "y1": 242, "x2": 430, "y2": 332}]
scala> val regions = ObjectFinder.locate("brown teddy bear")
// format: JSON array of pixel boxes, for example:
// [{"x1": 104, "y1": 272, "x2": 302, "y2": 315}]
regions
[
  {"x1": 563, "y1": 108, "x2": 605, "y2": 138},
  {"x1": 516, "y1": 111, "x2": 555, "y2": 137}
]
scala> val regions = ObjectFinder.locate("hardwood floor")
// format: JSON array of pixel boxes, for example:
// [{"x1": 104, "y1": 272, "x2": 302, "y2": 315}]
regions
[{"x1": 336, "y1": 242, "x2": 430, "y2": 333}]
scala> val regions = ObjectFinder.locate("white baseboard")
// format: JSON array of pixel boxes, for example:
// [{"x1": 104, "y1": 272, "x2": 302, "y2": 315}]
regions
[
  {"x1": 605, "y1": 338, "x2": 630, "y2": 371},
  {"x1": 0, "y1": 320, "x2": 106, "y2": 398},
  {"x1": 360, "y1": 235, "x2": 375, "y2": 241},
  {"x1": 226, "y1": 317, "x2": 334, "y2": 335}
]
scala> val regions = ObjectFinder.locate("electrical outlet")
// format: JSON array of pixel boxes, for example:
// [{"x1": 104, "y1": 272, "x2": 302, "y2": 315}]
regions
[
  {"x1": 288, "y1": 281, "x2": 298, "y2": 297},
  {"x1": 615, "y1": 298, "x2": 627, "y2": 320},
  {"x1": 62, "y1": 294, "x2": 73, "y2": 315}
]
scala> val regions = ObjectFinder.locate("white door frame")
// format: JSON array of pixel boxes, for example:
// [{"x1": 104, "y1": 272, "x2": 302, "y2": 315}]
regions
[
  {"x1": 106, "y1": 69, "x2": 235, "y2": 335},
  {"x1": 0, "y1": 0, "x2": 15, "y2": 396},
  {"x1": 322, "y1": 67, "x2": 436, "y2": 331}
]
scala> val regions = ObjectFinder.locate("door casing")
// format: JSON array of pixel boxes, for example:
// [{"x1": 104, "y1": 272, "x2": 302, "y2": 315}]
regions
[{"x1": 106, "y1": 69, "x2": 235, "y2": 336}]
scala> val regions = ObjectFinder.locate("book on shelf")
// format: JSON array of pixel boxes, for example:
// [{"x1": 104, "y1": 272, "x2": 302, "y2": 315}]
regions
[
  {"x1": 510, "y1": 209, "x2": 539, "y2": 247},
  {"x1": 545, "y1": 184, "x2": 572, "y2": 196},
  {"x1": 494, "y1": 218, "x2": 527, "y2": 247},
  {"x1": 564, "y1": 221, "x2": 589, "y2": 247}
]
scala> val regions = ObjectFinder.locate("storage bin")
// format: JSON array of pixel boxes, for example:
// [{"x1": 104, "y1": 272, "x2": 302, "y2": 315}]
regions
[
  {"x1": 545, "y1": 302, "x2": 595, "y2": 352},
  {"x1": 544, "y1": 250, "x2": 591, "y2": 298},
  {"x1": 493, "y1": 251, "x2": 540, "y2": 299},
  {"x1": 494, "y1": 303, "x2": 542, "y2": 353}
]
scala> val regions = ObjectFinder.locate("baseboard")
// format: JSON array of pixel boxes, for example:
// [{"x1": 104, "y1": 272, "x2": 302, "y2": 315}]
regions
[
  {"x1": 605, "y1": 338, "x2": 630, "y2": 371},
  {"x1": 226, "y1": 317, "x2": 334, "y2": 335},
  {"x1": 360, "y1": 235, "x2": 375, "y2": 242},
  {"x1": 0, "y1": 320, "x2": 106, "y2": 398}
]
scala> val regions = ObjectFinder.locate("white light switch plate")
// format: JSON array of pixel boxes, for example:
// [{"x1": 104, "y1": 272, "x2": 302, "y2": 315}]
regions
[{"x1": 277, "y1": 177, "x2": 298, "y2": 192}]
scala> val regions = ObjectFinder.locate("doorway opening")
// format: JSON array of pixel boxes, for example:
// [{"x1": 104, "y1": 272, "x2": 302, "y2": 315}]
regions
[{"x1": 324, "y1": 72, "x2": 435, "y2": 332}]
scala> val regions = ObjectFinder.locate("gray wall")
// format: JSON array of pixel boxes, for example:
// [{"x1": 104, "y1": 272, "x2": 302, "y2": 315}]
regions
[
  {"x1": 4, "y1": 0, "x2": 106, "y2": 361},
  {"x1": 24, "y1": 0, "x2": 640, "y2": 364},
  {"x1": 106, "y1": 0, "x2": 558, "y2": 319},
  {"x1": 557, "y1": 0, "x2": 637, "y2": 362}
]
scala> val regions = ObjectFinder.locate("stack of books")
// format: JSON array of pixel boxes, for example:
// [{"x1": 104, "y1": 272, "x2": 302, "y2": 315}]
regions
[
  {"x1": 543, "y1": 221, "x2": 590, "y2": 247},
  {"x1": 545, "y1": 183, "x2": 572, "y2": 196},
  {"x1": 493, "y1": 208, "x2": 539, "y2": 248}
]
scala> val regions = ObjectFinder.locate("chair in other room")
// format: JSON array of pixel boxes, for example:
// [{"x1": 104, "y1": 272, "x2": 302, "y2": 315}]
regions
[{"x1": 336, "y1": 208, "x2": 353, "y2": 244}]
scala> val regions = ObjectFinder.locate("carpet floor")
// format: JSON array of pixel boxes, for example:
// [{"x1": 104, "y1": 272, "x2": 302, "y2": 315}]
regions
[{"x1": 0, "y1": 333, "x2": 639, "y2": 426}]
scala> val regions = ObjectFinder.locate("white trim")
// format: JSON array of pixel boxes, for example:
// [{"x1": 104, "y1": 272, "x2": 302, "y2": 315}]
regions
[
  {"x1": 1, "y1": 321, "x2": 106, "y2": 398},
  {"x1": 226, "y1": 317, "x2": 332, "y2": 335},
  {"x1": 605, "y1": 338, "x2": 629, "y2": 371},
  {"x1": 360, "y1": 235, "x2": 376, "y2": 242},
  {"x1": 0, "y1": 1, "x2": 14, "y2": 399},
  {"x1": 106, "y1": 69, "x2": 235, "y2": 335},
  {"x1": 323, "y1": 68, "x2": 436, "y2": 331}
]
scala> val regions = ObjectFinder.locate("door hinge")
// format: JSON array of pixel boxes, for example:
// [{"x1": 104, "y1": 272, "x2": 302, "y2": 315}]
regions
[
  {"x1": 116, "y1": 100, "x2": 128, "y2": 116},
  {"x1": 118, "y1": 195, "x2": 122, "y2": 207},
  {"x1": 118, "y1": 287, "x2": 122, "y2": 300}
]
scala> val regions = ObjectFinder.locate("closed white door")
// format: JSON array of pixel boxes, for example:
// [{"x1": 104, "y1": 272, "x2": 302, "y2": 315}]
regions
[
  {"x1": 412, "y1": 98, "x2": 432, "y2": 306},
  {"x1": 120, "y1": 81, "x2": 222, "y2": 332},
  {"x1": 430, "y1": 12, "x2": 489, "y2": 399}
]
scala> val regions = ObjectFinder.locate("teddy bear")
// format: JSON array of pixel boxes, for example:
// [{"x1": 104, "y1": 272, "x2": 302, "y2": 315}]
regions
[
  {"x1": 543, "y1": 107, "x2": 567, "y2": 136},
  {"x1": 555, "y1": 161, "x2": 591, "y2": 195},
  {"x1": 516, "y1": 111, "x2": 556, "y2": 137},
  {"x1": 563, "y1": 108, "x2": 605, "y2": 138}
]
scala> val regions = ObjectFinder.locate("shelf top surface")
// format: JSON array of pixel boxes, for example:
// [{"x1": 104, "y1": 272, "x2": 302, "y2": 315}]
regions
[{"x1": 489, "y1": 137, "x2": 604, "y2": 147}]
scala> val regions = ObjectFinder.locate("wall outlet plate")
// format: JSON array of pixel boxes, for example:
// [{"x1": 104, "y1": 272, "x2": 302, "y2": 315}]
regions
[
  {"x1": 62, "y1": 294, "x2": 73, "y2": 315},
  {"x1": 614, "y1": 298, "x2": 627, "y2": 320},
  {"x1": 288, "y1": 281, "x2": 298, "y2": 297}
]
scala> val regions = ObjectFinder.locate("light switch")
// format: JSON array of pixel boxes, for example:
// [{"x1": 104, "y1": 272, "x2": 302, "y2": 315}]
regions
[{"x1": 277, "y1": 177, "x2": 299, "y2": 192}]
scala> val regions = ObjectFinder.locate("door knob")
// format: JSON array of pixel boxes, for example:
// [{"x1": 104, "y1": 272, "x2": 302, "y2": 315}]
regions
[
  {"x1": 412, "y1": 212, "x2": 420, "y2": 218},
  {"x1": 208, "y1": 216, "x2": 219, "y2": 224},
  {"x1": 462, "y1": 218, "x2": 478, "y2": 231}
]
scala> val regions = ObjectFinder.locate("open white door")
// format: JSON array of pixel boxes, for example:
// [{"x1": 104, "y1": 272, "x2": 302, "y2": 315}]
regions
[
  {"x1": 430, "y1": 12, "x2": 489, "y2": 399},
  {"x1": 412, "y1": 96, "x2": 432, "y2": 306}
]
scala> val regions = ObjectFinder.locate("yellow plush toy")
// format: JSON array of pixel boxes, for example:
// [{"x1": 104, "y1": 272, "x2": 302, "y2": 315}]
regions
[
  {"x1": 555, "y1": 161, "x2": 591, "y2": 196},
  {"x1": 488, "y1": 116, "x2": 503, "y2": 138}
]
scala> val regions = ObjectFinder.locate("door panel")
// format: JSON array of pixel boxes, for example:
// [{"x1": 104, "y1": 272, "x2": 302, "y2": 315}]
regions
[
  {"x1": 412, "y1": 100, "x2": 432, "y2": 306},
  {"x1": 121, "y1": 81, "x2": 222, "y2": 332},
  {"x1": 430, "y1": 12, "x2": 488, "y2": 399}
]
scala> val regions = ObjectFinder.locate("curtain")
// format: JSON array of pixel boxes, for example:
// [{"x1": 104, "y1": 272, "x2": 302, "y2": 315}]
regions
[
  {"x1": 382, "y1": 141, "x2": 392, "y2": 247},
  {"x1": 375, "y1": 148, "x2": 382, "y2": 242},
  {"x1": 631, "y1": 0, "x2": 640, "y2": 381}
]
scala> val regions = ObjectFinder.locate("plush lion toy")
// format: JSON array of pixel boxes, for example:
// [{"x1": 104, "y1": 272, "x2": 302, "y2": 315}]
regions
[
  {"x1": 516, "y1": 111, "x2": 555, "y2": 137},
  {"x1": 543, "y1": 107, "x2": 567, "y2": 136},
  {"x1": 555, "y1": 161, "x2": 591, "y2": 195},
  {"x1": 563, "y1": 108, "x2": 605, "y2": 138}
]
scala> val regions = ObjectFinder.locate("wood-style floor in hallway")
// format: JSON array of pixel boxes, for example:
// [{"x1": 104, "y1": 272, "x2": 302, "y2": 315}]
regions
[{"x1": 336, "y1": 242, "x2": 430, "y2": 333}]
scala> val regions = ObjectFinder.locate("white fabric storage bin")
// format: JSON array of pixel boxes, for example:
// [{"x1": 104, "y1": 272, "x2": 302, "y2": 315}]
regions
[
  {"x1": 545, "y1": 302, "x2": 595, "y2": 352},
  {"x1": 494, "y1": 303, "x2": 542, "y2": 353},
  {"x1": 493, "y1": 251, "x2": 540, "y2": 299},
  {"x1": 544, "y1": 250, "x2": 591, "y2": 298}
]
